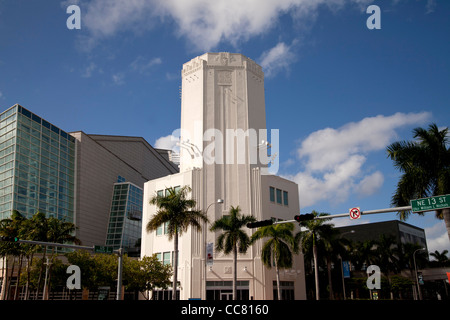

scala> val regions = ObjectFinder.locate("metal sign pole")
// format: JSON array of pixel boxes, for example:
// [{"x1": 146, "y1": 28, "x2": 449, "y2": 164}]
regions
[{"x1": 272, "y1": 206, "x2": 413, "y2": 225}]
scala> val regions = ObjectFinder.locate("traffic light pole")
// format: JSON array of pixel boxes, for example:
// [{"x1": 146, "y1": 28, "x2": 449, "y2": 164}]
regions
[{"x1": 273, "y1": 205, "x2": 413, "y2": 225}]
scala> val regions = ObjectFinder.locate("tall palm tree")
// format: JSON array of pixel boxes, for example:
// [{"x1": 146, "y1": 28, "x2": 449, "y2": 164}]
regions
[
  {"x1": 146, "y1": 186, "x2": 208, "y2": 300},
  {"x1": 250, "y1": 222, "x2": 299, "y2": 300},
  {"x1": 373, "y1": 234, "x2": 400, "y2": 299},
  {"x1": 387, "y1": 123, "x2": 450, "y2": 241},
  {"x1": 296, "y1": 210, "x2": 333, "y2": 300},
  {"x1": 43, "y1": 216, "x2": 80, "y2": 299},
  {"x1": 320, "y1": 227, "x2": 349, "y2": 300},
  {"x1": 210, "y1": 205, "x2": 256, "y2": 300},
  {"x1": 0, "y1": 210, "x2": 25, "y2": 300},
  {"x1": 31, "y1": 212, "x2": 50, "y2": 300}
]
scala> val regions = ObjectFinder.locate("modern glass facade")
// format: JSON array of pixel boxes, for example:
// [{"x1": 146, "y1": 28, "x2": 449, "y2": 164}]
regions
[
  {"x1": 0, "y1": 105, "x2": 75, "y2": 222},
  {"x1": 106, "y1": 182, "x2": 143, "y2": 253}
]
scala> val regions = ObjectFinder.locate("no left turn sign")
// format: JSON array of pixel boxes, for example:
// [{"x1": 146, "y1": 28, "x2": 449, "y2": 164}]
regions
[{"x1": 349, "y1": 207, "x2": 361, "y2": 220}]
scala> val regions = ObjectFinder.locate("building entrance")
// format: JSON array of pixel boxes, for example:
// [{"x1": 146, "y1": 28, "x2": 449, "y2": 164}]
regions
[
  {"x1": 220, "y1": 291, "x2": 233, "y2": 300},
  {"x1": 206, "y1": 281, "x2": 249, "y2": 300}
]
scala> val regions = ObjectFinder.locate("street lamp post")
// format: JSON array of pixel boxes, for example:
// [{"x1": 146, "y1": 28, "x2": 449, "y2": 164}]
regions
[
  {"x1": 116, "y1": 215, "x2": 127, "y2": 300},
  {"x1": 413, "y1": 247, "x2": 426, "y2": 300},
  {"x1": 204, "y1": 199, "x2": 224, "y2": 300}
]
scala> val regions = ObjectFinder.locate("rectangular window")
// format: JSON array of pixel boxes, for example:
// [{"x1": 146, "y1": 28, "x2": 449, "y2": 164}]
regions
[
  {"x1": 163, "y1": 252, "x2": 171, "y2": 266},
  {"x1": 156, "y1": 225, "x2": 163, "y2": 236},
  {"x1": 276, "y1": 189, "x2": 282, "y2": 204},
  {"x1": 269, "y1": 187, "x2": 275, "y2": 202},
  {"x1": 283, "y1": 191, "x2": 288, "y2": 206}
]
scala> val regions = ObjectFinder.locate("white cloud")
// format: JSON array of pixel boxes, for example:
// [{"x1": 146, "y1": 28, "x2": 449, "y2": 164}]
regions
[
  {"x1": 81, "y1": 62, "x2": 97, "y2": 78},
  {"x1": 285, "y1": 112, "x2": 431, "y2": 208},
  {"x1": 77, "y1": 0, "x2": 373, "y2": 52},
  {"x1": 356, "y1": 171, "x2": 384, "y2": 196},
  {"x1": 154, "y1": 133, "x2": 180, "y2": 153},
  {"x1": 426, "y1": 0, "x2": 436, "y2": 14},
  {"x1": 425, "y1": 222, "x2": 450, "y2": 255},
  {"x1": 258, "y1": 41, "x2": 298, "y2": 78},
  {"x1": 112, "y1": 72, "x2": 125, "y2": 85},
  {"x1": 130, "y1": 56, "x2": 162, "y2": 74}
]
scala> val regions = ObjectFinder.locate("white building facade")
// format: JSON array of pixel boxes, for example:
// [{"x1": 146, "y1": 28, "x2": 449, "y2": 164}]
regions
[{"x1": 141, "y1": 53, "x2": 306, "y2": 300}]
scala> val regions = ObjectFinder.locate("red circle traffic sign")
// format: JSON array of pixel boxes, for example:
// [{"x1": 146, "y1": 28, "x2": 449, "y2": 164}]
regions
[{"x1": 349, "y1": 207, "x2": 361, "y2": 220}]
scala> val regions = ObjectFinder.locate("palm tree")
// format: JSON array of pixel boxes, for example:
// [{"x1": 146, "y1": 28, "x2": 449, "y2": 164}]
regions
[
  {"x1": 43, "y1": 216, "x2": 80, "y2": 299},
  {"x1": 430, "y1": 249, "x2": 449, "y2": 267},
  {"x1": 348, "y1": 240, "x2": 378, "y2": 271},
  {"x1": 387, "y1": 123, "x2": 450, "y2": 241},
  {"x1": 373, "y1": 234, "x2": 400, "y2": 299},
  {"x1": 250, "y1": 222, "x2": 299, "y2": 300},
  {"x1": 146, "y1": 186, "x2": 208, "y2": 300},
  {"x1": 25, "y1": 212, "x2": 48, "y2": 300},
  {"x1": 296, "y1": 210, "x2": 333, "y2": 300},
  {"x1": 0, "y1": 210, "x2": 26, "y2": 300},
  {"x1": 320, "y1": 227, "x2": 349, "y2": 300},
  {"x1": 210, "y1": 205, "x2": 256, "y2": 300}
]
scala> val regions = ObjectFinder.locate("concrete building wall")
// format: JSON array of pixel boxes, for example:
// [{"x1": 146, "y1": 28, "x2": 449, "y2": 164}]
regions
[
  {"x1": 141, "y1": 52, "x2": 306, "y2": 300},
  {"x1": 70, "y1": 131, "x2": 177, "y2": 247}
]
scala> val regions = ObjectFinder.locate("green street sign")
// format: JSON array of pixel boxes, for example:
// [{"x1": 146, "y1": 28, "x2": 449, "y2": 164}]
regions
[
  {"x1": 94, "y1": 245, "x2": 114, "y2": 254},
  {"x1": 410, "y1": 194, "x2": 450, "y2": 213}
]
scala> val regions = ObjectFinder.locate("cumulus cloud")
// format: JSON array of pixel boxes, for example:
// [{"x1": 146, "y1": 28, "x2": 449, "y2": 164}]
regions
[
  {"x1": 425, "y1": 222, "x2": 450, "y2": 254},
  {"x1": 258, "y1": 41, "x2": 298, "y2": 78},
  {"x1": 285, "y1": 112, "x2": 431, "y2": 208},
  {"x1": 154, "y1": 133, "x2": 180, "y2": 152},
  {"x1": 77, "y1": 0, "x2": 373, "y2": 52}
]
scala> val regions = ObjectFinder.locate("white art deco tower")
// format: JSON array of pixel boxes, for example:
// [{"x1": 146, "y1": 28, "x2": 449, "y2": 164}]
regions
[{"x1": 141, "y1": 53, "x2": 306, "y2": 300}]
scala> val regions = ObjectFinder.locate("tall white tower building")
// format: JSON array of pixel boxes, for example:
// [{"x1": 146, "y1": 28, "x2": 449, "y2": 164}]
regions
[{"x1": 141, "y1": 53, "x2": 306, "y2": 300}]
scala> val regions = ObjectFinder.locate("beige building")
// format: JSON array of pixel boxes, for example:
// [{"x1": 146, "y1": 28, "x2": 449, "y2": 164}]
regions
[
  {"x1": 69, "y1": 132, "x2": 178, "y2": 249},
  {"x1": 141, "y1": 53, "x2": 306, "y2": 300}
]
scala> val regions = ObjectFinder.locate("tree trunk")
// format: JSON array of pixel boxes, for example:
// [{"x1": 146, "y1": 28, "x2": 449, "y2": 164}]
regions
[
  {"x1": 14, "y1": 254, "x2": 24, "y2": 300},
  {"x1": 327, "y1": 257, "x2": 334, "y2": 300},
  {"x1": 172, "y1": 232, "x2": 178, "y2": 300},
  {"x1": 233, "y1": 246, "x2": 237, "y2": 300},
  {"x1": 6, "y1": 257, "x2": 15, "y2": 300},
  {"x1": 313, "y1": 243, "x2": 320, "y2": 300},
  {"x1": 35, "y1": 246, "x2": 47, "y2": 299},
  {"x1": 274, "y1": 251, "x2": 282, "y2": 300},
  {"x1": 24, "y1": 252, "x2": 34, "y2": 300},
  {"x1": 0, "y1": 256, "x2": 8, "y2": 300}
]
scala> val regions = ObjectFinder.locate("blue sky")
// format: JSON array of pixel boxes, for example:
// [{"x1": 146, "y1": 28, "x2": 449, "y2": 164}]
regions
[{"x1": 0, "y1": 0, "x2": 449, "y2": 254}]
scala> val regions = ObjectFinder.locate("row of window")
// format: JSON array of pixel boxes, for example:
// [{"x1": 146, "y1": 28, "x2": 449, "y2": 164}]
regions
[
  {"x1": 156, "y1": 186, "x2": 181, "y2": 198},
  {"x1": 269, "y1": 186, "x2": 289, "y2": 206},
  {"x1": 155, "y1": 186, "x2": 181, "y2": 236},
  {"x1": 106, "y1": 183, "x2": 143, "y2": 249},
  {"x1": 17, "y1": 105, "x2": 75, "y2": 144},
  {"x1": 155, "y1": 251, "x2": 178, "y2": 266}
]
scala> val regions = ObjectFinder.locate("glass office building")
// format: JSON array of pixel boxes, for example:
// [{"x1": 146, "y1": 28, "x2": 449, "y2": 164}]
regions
[
  {"x1": 106, "y1": 181, "x2": 143, "y2": 254},
  {"x1": 0, "y1": 104, "x2": 75, "y2": 222}
]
